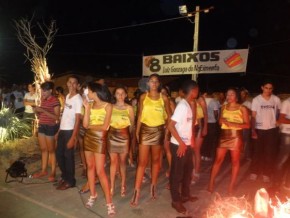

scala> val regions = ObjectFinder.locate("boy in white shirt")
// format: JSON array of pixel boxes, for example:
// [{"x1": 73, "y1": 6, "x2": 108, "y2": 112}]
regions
[
  {"x1": 55, "y1": 75, "x2": 83, "y2": 190},
  {"x1": 250, "y1": 80, "x2": 281, "y2": 182},
  {"x1": 168, "y1": 80, "x2": 199, "y2": 214},
  {"x1": 270, "y1": 97, "x2": 290, "y2": 193}
]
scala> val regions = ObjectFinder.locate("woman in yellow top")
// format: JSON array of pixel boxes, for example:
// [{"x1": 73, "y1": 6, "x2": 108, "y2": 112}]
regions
[
  {"x1": 108, "y1": 85, "x2": 134, "y2": 197},
  {"x1": 83, "y1": 82, "x2": 115, "y2": 215},
  {"x1": 131, "y1": 73, "x2": 171, "y2": 206},
  {"x1": 192, "y1": 95, "x2": 208, "y2": 184},
  {"x1": 208, "y1": 88, "x2": 249, "y2": 194}
]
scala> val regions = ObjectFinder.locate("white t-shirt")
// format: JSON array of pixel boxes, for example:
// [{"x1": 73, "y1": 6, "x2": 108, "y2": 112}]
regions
[
  {"x1": 252, "y1": 94, "x2": 281, "y2": 130},
  {"x1": 205, "y1": 97, "x2": 220, "y2": 123},
  {"x1": 60, "y1": 94, "x2": 83, "y2": 130},
  {"x1": 24, "y1": 92, "x2": 37, "y2": 113},
  {"x1": 175, "y1": 96, "x2": 183, "y2": 104},
  {"x1": 170, "y1": 99, "x2": 193, "y2": 146},
  {"x1": 12, "y1": 91, "x2": 24, "y2": 109},
  {"x1": 2, "y1": 93, "x2": 10, "y2": 107},
  {"x1": 280, "y1": 98, "x2": 290, "y2": 134},
  {"x1": 242, "y1": 100, "x2": 252, "y2": 111}
]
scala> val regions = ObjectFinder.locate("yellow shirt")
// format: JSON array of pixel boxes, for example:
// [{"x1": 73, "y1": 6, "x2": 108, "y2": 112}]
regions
[
  {"x1": 221, "y1": 107, "x2": 243, "y2": 130},
  {"x1": 110, "y1": 108, "x2": 131, "y2": 129},
  {"x1": 196, "y1": 102, "x2": 204, "y2": 120},
  {"x1": 90, "y1": 107, "x2": 107, "y2": 126},
  {"x1": 141, "y1": 93, "x2": 165, "y2": 127}
]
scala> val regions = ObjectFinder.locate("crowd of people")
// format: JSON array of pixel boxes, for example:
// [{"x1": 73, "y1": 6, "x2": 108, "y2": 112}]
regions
[{"x1": 2, "y1": 75, "x2": 290, "y2": 215}]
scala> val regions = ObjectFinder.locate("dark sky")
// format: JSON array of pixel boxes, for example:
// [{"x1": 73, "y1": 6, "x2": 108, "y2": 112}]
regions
[{"x1": 0, "y1": 0, "x2": 290, "y2": 92}]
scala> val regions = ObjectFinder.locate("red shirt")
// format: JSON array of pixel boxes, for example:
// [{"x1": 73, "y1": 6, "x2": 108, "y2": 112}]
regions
[{"x1": 38, "y1": 96, "x2": 60, "y2": 125}]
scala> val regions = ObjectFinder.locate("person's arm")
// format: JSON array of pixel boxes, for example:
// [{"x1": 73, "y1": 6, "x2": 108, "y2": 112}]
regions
[
  {"x1": 251, "y1": 111, "x2": 257, "y2": 139},
  {"x1": 88, "y1": 103, "x2": 113, "y2": 131},
  {"x1": 278, "y1": 113, "x2": 290, "y2": 124},
  {"x1": 168, "y1": 119, "x2": 187, "y2": 157},
  {"x1": 190, "y1": 100, "x2": 196, "y2": 148},
  {"x1": 23, "y1": 94, "x2": 36, "y2": 106},
  {"x1": 136, "y1": 94, "x2": 145, "y2": 143},
  {"x1": 163, "y1": 94, "x2": 173, "y2": 125},
  {"x1": 128, "y1": 105, "x2": 135, "y2": 134},
  {"x1": 34, "y1": 105, "x2": 60, "y2": 121},
  {"x1": 199, "y1": 97, "x2": 208, "y2": 137},
  {"x1": 82, "y1": 98, "x2": 91, "y2": 129},
  {"x1": 67, "y1": 113, "x2": 81, "y2": 149}
]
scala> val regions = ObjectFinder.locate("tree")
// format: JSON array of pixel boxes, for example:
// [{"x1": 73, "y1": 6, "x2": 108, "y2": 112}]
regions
[{"x1": 14, "y1": 17, "x2": 57, "y2": 105}]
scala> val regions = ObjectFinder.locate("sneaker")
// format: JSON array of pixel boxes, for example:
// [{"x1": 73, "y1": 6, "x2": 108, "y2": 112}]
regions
[
  {"x1": 249, "y1": 173, "x2": 258, "y2": 181},
  {"x1": 262, "y1": 175, "x2": 270, "y2": 183}
]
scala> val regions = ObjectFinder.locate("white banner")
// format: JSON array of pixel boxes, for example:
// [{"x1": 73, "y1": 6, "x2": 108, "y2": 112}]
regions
[{"x1": 143, "y1": 49, "x2": 249, "y2": 76}]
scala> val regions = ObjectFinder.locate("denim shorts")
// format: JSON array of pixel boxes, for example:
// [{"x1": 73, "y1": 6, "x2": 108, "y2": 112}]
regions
[{"x1": 38, "y1": 124, "x2": 59, "y2": 136}]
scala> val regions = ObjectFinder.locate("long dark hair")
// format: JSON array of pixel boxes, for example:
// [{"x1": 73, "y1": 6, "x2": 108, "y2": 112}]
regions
[{"x1": 88, "y1": 82, "x2": 108, "y2": 102}]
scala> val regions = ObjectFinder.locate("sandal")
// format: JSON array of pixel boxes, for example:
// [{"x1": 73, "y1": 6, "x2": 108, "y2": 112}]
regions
[
  {"x1": 121, "y1": 186, "x2": 126, "y2": 197},
  {"x1": 150, "y1": 185, "x2": 157, "y2": 200},
  {"x1": 79, "y1": 183, "x2": 90, "y2": 194},
  {"x1": 85, "y1": 195, "x2": 97, "y2": 208},
  {"x1": 33, "y1": 171, "x2": 48, "y2": 178},
  {"x1": 130, "y1": 189, "x2": 140, "y2": 207},
  {"x1": 48, "y1": 176, "x2": 56, "y2": 182},
  {"x1": 107, "y1": 203, "x2": 116, "y2": 216}
]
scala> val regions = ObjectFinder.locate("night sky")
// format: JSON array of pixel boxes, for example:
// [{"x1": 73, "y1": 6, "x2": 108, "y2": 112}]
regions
[{"x1": 0, "y1": 0, "x2": 289, "y2": 93}]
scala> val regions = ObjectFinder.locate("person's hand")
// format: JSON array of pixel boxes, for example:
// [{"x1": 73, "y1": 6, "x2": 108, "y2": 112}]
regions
[
  {"x1": 67, "y1": 137, "x2": 76, "y2": 149},
  {"x1": 34, "y1": 106, "x2": 44, "y2": 113},
  {"x1": 201, "y1": 126, "x2": 208, "y2": 137},
  {"x1": 221, "y1": 118, "x2": 229, "y2": 127},
  {"x1": 176, "y1": 142, "x2": 187, "y2": 157},
  {"x1": 82, "y1": 98, "x2": 89, "y2": 109},
  {"x1": 251, "y1": 130, "x2": 258, "y2": 139}
]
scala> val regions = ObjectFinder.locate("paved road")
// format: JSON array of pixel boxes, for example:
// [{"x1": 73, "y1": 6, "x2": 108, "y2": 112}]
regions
[{"x1": 0, "y1": 152, "x2": 271, "y2": 218}]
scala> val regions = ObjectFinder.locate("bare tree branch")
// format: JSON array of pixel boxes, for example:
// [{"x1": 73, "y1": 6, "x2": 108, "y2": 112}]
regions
[{"x1": 14, "y1": 17, "x2": 57, "y2": 106}]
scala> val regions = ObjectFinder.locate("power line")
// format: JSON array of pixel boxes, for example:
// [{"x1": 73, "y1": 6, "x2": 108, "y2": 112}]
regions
[
  {"x1": 55, "y1": 16, "x2": 188, "y2": 37},
  {"x1": 250, "y1": 38, "x2": 290, "y2": 49}
]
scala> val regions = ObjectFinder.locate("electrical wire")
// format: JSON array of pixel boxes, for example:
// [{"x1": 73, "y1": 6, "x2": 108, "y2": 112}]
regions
[{"x1": 55, "y1": 16, "x2": 189, "y2": 38}]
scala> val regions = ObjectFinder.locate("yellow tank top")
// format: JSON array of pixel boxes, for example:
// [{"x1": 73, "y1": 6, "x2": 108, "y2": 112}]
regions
[
  {"x1": 196, "y1": 102, "x2": 204, "y2": 120},
  {"x1": 141, "y1": 93, "x2": 165, "y2": 127},
  {"x1": 90, "y1": 106, "x2": 107, "y2": 126},
  {"x1": 221, "y1": 106, "x2": 243, "y2": 130},
  {"x1": 110, "y1": 107, "x2": 131, "y2": 129}
]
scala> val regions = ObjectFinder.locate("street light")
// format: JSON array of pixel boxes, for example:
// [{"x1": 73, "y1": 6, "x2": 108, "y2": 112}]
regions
[{"x1": 179, "y1": 5, "x2": 214, "y2": 81}]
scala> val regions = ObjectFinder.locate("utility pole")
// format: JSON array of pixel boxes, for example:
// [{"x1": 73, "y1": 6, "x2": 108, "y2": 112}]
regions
[{"x1": 192, "y1": 5, "x2": 199, "y2": 81}]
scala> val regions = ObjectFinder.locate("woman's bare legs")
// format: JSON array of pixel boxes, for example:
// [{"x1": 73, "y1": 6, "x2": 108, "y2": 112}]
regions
[{"x1": 208, "y1": 148, "x2": 227, "y2": 192}]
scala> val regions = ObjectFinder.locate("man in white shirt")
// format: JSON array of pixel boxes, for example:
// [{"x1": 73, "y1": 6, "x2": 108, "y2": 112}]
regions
[
  {"x1": 168, "y1": 80, "x2": 198, "y2": 214},
  {"x1": 56, "y1": 75, "x2": 83, "y2": 190},
  {"x1": 23, "y1": 84, "x2": 37, "y2": 119},
  {"x1": 270, "y1": 97, "x2": 290, "y2": 193},
  {"x1": 250, "y1": 81, "x2": 281, "y2": 182}
]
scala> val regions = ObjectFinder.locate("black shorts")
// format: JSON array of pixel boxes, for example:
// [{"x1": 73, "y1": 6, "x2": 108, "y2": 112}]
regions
[{"x1": 38, "y1": 124, "x2": 59, "y2": 136}]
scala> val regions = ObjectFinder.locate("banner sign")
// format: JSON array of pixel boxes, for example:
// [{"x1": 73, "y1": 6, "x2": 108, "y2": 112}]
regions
[{"x1": 142, "y1": 49, "x2": 248, "y2": 76}]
